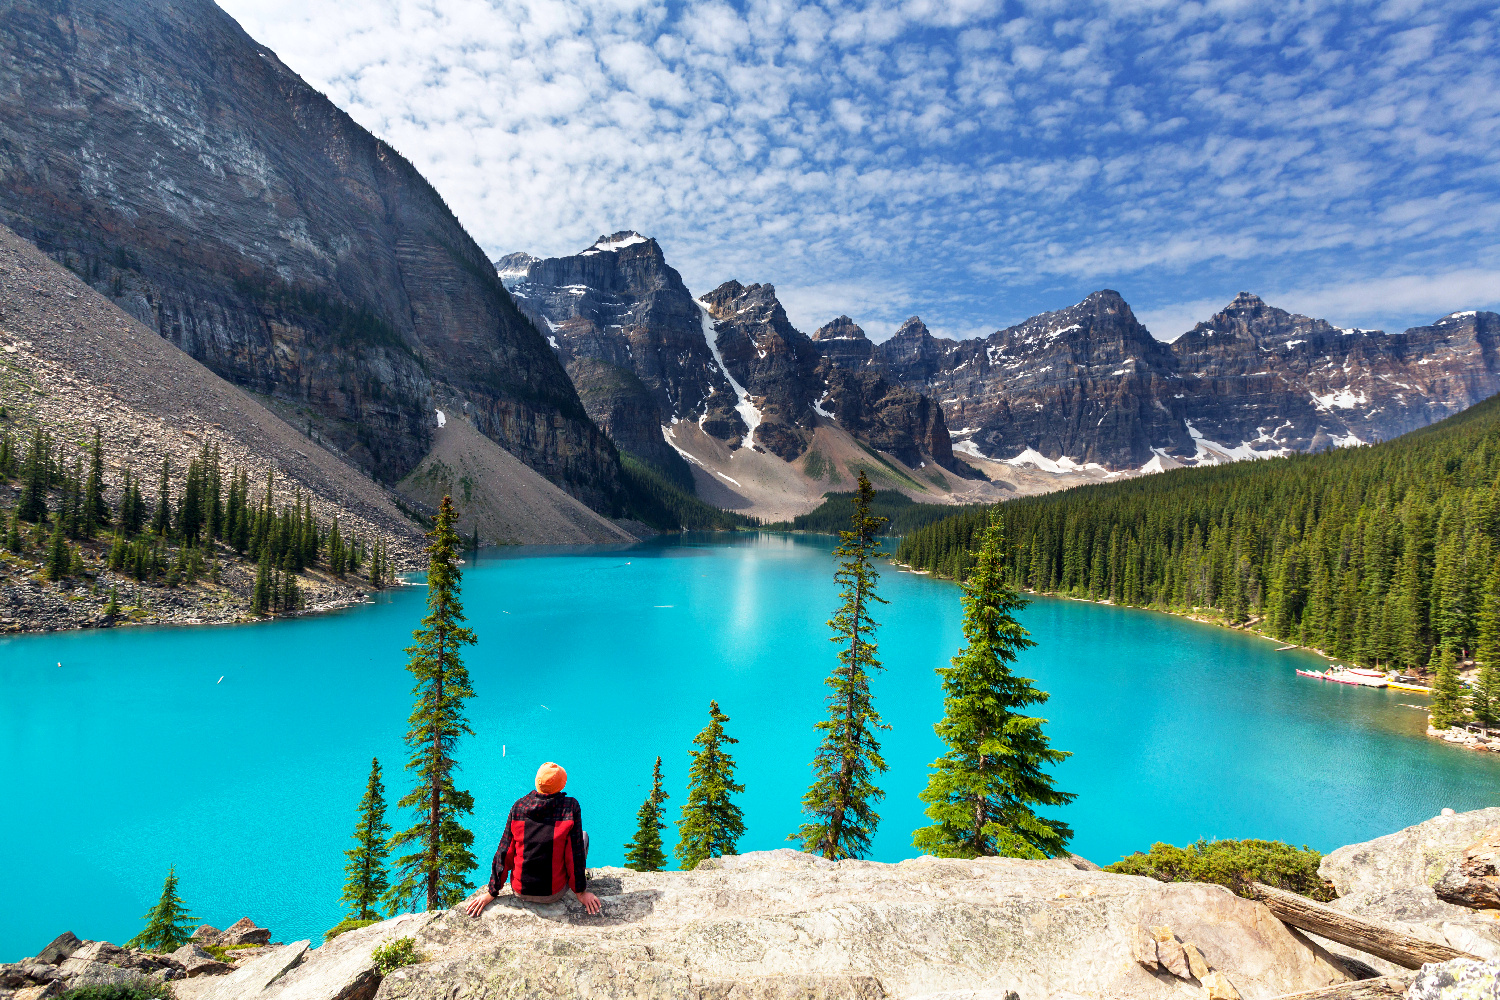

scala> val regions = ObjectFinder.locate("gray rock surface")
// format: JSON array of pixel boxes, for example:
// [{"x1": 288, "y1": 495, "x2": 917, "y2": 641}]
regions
[
  {"x1": 280, "y1": 850, "x2": 1351, "y2": 1000},
  {"x1": 1406, "y1": 958, "x2": 1499, "y2": 1000},
  {"x1": 0, "y1": 0, "x2": 621, "y2": 510},
  {"x1": 870, "y1": 291, "x2": 1500, "y2": 472},
  {"x1": 220, "y1": 921, "x2": 273, "y2": 948},
  {"x1": 1319, "y1": 809, "x2": 1500, "y2": 973},
  {"x1": 1435, "y1": 831, "x2": 1500, "y2": 911},
  {"x1": 175, "y1": 942, "x2": 311, "y2": 1000}
]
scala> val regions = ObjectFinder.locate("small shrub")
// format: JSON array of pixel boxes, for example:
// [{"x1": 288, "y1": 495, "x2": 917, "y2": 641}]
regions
[
  {"x1": 324, "y1": 917, "x2": 379, "y2": 942},
  {"x1": 1106, "y1": 838, "x2": 1335, "y2": 901},
  {"x1": 371, "y1": 937, "x2": 424, "y2": 975},
  {"x1": 60, "y1": 983, "x2": 171, "y2": 1000}
]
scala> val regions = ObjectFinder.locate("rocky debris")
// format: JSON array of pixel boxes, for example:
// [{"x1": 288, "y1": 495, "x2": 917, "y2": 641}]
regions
[
  {"x1": 1131, "y1": 924, "x2": 1241, "y2": 994},
  {"x1": 1319, "y1": 810, "x2": 1500, "y2": 974},
  {"x1": 1406, "y1": 958, "x2": 1500, "y2": 1000},
  {"x1": 1427, "y1": 726, "x2": 1500, "y2": 752},
  {"x1": 0, "y1": 921, "x2": 285, "y2": 1000},
  {"x1": 1435, "y1": 832, "x2": 1500, "y2": 910},
  {"x1": 0, "y1": 0, "x2": 622, "y2": 511}
]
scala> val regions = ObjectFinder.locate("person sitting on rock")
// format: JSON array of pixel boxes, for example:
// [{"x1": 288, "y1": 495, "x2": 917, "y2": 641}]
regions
[{"x1": 465, "y1": 761, "x2": 602, "y2": 916}]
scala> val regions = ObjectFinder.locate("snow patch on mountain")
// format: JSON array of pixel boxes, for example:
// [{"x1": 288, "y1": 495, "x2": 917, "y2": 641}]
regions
[
  {"x1": 582, "y1": 233, "x2": 649, "y2": 256},
  {"x1": 698, "y1": 301, "x2": 761, "y2": 449},
  {"x1": 1004, "y1": 448, "x2": 1108, "y2": 475},
  {"x1": 1311, "y1": 388, "x2": 1368, "y2": 410}
]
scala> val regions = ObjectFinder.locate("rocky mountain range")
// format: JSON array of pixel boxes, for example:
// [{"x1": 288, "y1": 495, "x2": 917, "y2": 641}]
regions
[
  {"x1": 0, "y1": 0, "x2": 620, "y2": 511},
  {"x1": 873, "y1": 291, "x2": 1500, "y2": 472},
  {"x1": 503, "y1": 234, "x2": 1500, "y2": 488},
  {"x1": 499, "y1": 234, "x2": 974, "y2": 486}
]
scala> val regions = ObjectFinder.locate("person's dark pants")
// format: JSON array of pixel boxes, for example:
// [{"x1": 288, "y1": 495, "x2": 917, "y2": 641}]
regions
[{"x1": 512, "y1": 832, "x2": 589, "y2": 904}]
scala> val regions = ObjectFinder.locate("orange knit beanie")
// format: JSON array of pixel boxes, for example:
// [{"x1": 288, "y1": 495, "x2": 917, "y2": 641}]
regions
[{"x1": 535, "y1": 761, "x2": 567, "y2": 795}]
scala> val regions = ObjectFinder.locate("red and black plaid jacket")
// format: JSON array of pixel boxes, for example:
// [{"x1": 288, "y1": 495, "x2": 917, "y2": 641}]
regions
[{"x1": 488, "y1": 791, "x2": 587, "y2": 897}]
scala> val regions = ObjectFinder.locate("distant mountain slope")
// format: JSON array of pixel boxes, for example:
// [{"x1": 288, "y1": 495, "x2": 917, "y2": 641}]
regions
[
  {"x1": 872, "y1": 291, "x2": 1500, "y2": 472},
  {"x1": 0, "y1": 0, "x2": 620, "y2": 509}
]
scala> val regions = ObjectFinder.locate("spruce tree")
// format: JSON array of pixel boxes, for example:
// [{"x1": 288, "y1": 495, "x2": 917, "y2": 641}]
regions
[
  {"x1": 794, "y1": 470, "x2": 889, "y2": 859},
  {"x1": 342, "y1": 758, "x2": 392, "y2": 920},
  {"x1": 1475, "y1": 561, "x2": 1500, "y2": 728},
  {"x1": 126, "y1": 867, "x2": 196, "y2": 952},
  {"x1": 1429, "y1": 646, "x2": 1466, "y2": 731},
  {"x1": 252, "y1": 553, "x2": 272, "y2": 615},
  {"x1": 45, "y1": 520, "x2": 70, "y2": 581},
  {"x1": 105, "y1": 587, "x2": 120, "y2": 621},
  {"x1": 151, "y1": 457, "x2": 172, "y2": 536},
  {"x1": 83, "y1": 428, "x2": 108, "y2": 538},
  {"x1": 18, "y1": 429, "x2": 49, "y2": 522},
  {"x1": 623, "y1": 756, "x2": 670, "y2": 871},
  {"x1": 5, "y1": 511, "x2": 21, "y2": 553},
  {"x1": 675, "y1": 700, "x2": 745, "y2": 870},
  {"x1": 384, "y1": 495, "x2": 478, "y2": 913},
  {"x1": 914, "y1": 509, "x2": 1075, "y2": 860},
  {"x1": 329, "y1": 519, "x2": 346, "y2": 577}
]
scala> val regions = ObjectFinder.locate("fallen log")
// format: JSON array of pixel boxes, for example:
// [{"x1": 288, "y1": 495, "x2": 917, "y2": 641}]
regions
[
  {"x1": 1250, "y1": 881, "x2": 1474, "y2": 969},
  {"x1": 1271, "y1": 975, "x2": 1411, "y2": 1000}
]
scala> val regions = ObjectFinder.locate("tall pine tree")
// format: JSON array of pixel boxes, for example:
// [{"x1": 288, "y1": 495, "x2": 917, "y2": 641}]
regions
[
  {"x1": 341, "y1": 758, "x2": 392, "y2": 920},
  {"x1": 914, "y1": 509, "x2": 1075, "y2": 860},
  {"x1": 794, "y1": 471, "x2": 889, "y2": 860},
  {"x1": 675, "y1": 700, "x2": 745, "y2": 870},
  {"x1": 384, "y1": 495, "x2": 478, "y2": 913},
  {"x1": 127, "y1": 867, "x2": 196, "y2": 952},
  {"x1": 623, "y1": 756, "x2": 670, "y2": 871},
  {"x1": 1429, "y1": 646, "x2": 1467, "y2": 731}
]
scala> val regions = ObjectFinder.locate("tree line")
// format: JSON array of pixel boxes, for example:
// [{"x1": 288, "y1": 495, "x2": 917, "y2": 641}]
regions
[
  {"x1": 895, "y1": 396, "x2": 1500, "y2": 731},
  {"x1": 0, "y1": 421, "x2": 394, "y2": 607}
]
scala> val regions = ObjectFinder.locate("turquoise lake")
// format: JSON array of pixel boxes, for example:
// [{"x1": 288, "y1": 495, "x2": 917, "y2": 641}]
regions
[{"x1": 2, "y1": 531, "x2": 1497, "y2": 959}]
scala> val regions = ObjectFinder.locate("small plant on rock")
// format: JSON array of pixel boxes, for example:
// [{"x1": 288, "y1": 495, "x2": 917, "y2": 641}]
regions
[
  {"x1": 371, "y1": 936, "x2": 425, "y2": 975},
  {"x1": 60, "y1": 983, "x2": 171, "y2": 1000},
  {"x1": 1106, "y1": 838, "x2": 1334, "y2": 901}
]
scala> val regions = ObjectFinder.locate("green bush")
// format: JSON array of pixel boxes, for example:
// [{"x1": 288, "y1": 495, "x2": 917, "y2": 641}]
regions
[
  {"x1": 371, "y1": 937, "x2": 425, "y2": 975},
  {"x1": 1106, "y1": 838, "x2": 1335, "y2": 901},
  {"x1": 60, "y1": 983, "x2": 170, "y2": 1000},
  {"x1": 324, "y1": 917, "x2": 379, "y2": 942}
]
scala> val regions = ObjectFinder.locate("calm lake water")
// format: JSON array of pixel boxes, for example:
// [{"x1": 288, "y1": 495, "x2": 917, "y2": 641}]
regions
[{"x1": 2, "y1": 532, "x2": 1496, "y2": 959}]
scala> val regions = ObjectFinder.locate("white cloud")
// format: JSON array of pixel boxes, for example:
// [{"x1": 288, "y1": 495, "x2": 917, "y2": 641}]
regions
[{"x1": 214, "y1": 0, "x2": 1500, "y2": 341}]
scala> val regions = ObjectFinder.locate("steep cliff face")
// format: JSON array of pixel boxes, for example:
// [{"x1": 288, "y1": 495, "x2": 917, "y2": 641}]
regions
[
  {"x1": 876, "y1": 292, "x2": 1190, "y2": 469},
  {"x1": 0, "y1": 0, "x2": 620, "y2": 509},
  {"x1": 1172, "y1": 293, "x2": 1500, "y2": 454},
  {"x1": 501, "y1": 237, "x2": 964, "y2": 476},
  {"x1": 698, "y1": 280, "x2": 825, "y2": 462},
  {"x1": 874, "y1": 290, "x2": 1500, "y2": 472}
]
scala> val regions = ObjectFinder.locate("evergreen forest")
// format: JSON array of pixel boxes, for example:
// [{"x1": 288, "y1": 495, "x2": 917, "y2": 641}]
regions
[
  {"x1": 0, "y1": 416, "x2": 394, "y2": 617},
  {"x1": 895, "y1": 394, "x2": 1500, "y2": 677}
]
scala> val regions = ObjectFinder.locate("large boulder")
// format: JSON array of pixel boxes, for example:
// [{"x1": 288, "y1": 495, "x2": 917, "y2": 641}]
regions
[
  {"x1": 1435, "y1": 831, "x2": 1500, "y2": 911},
  {"x1": 1406, "y1": 957, "x2": 1500, "y2": 1000},
  {"x1": 173, "y1": 942, "x2": 311, "y2": 1000},
  {"x1": 1319, "y1": 809, "x2": 1500, "y2": 973},
  {"x1": 324, "y1": 850, "x2": 1346, "y2": 1000},
  {"x1": 171, "y1": 944, "x2": 233, "y2": 978},
  {"x1": 222, "y1": 919, "x2": 273, "y2": 947}
]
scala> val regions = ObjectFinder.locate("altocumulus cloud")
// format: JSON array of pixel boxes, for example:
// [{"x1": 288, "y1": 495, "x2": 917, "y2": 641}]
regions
[{"x1": 216, "y1": 0, "x2": 1500, "y2": 340}]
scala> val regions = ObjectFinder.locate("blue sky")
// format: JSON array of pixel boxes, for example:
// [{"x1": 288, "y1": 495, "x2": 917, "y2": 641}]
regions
[{"x1": 217, "y1": 0, "x2": 1499, "y2": 342}]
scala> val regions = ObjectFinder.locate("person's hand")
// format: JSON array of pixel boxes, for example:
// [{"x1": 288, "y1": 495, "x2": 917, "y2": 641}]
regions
[
  {"x1": 576, "y1": 891, "x2": 602, "y2": 915},
  {"x1": 465, "y1": 889, "x2": 495, "y2": 917}
]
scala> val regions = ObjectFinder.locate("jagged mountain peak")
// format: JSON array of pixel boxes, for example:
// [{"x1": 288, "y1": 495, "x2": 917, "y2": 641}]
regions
[
  {"x1": 581, "y1": 231, "x2": 653, "y2": 256},
  {"x1": 494, "y1": 251, "x2": 540, "y2": 280},
  {"x1": 892, "y1": 316, "x2": 934, "y2": 340},
  {"x1": 812, "y1": 316, "x2": 866, "y2": 341}
]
